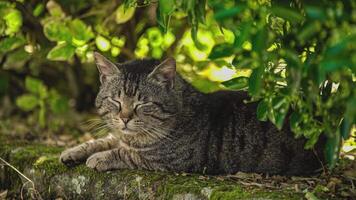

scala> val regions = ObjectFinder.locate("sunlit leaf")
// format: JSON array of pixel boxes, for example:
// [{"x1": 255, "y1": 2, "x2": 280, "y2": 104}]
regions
[
  {"x1": 16, "y1": 94, "x2": 39, "y2": 111},
  {"x1": 191, "y1": 78, "x2": 221, "y2": 93},
  {"x1": 69, "y1": 19, "x2": 94, "y2": 46},
  {"x1": 147, "y1": 28, "x2": 163, "y2": 47},
  {"x1": 305, "y1": 192, "x2": 319, "y2": 200},
  {"x1": 115, "y1": 4, "x2": 135, "y2": 24},
  {"x1": 111, "y1": 46, "x2": 120, "y2": 57},
  {"x1": 44, "y1": 21, "x2": 72, "y2": 42},
  {"x1": 47, "y1": 42, "x2": 76, "y2": 61},
  {"x1": 95, "y1": 35, "x2": 111, "y2": 52},
  {"x1": 4, "y1": 9, "x2": 22, "y2": 35}
]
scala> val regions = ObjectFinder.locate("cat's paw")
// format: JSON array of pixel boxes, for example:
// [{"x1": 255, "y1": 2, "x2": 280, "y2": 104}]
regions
[
  {"x1": 86, "y1": 152, "x2": 114, "y2": 172},
  {"x1": 60, "y1": 146, "x2": 87, "y2": 167}
]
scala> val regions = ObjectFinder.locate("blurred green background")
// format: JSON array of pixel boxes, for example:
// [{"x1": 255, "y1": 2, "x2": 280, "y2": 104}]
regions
[{"x1": 0, "y1": 0, "x2": 355, "y2": 168}]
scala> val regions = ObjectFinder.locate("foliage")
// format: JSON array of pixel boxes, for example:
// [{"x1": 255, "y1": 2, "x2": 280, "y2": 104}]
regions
[
  {"x1": 16, "y1": 77, "x2": 68, "y2": 127},
  {"x1": 0, "y1": 0, "x2": 355, "y2": 168}
]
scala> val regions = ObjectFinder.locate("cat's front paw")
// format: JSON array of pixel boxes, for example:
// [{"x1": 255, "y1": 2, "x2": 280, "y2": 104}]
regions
[
  {"x1": 86, "y1": 152, "x2": 115, "y2": 172},
  {"x1": 60, "y1": 146, "x2": 87, "y2": 167}
]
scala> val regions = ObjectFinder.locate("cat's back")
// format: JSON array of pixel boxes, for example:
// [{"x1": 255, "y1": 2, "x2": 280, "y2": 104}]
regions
[{"x1": 194, "y1": 90, "x2": 322, "y2": 175}]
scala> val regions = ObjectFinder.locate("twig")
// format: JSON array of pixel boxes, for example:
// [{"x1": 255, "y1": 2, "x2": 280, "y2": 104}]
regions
[
  {"x1": 0, "y1": 157, "x2": 33, "y2": 185},
  {"x1": 0, "y1": 157, "x2": 42, "y2": 200}
]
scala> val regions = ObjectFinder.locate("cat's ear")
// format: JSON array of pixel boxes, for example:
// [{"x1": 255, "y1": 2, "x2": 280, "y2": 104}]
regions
[
  {"x1": 94, "y1": 52, "x2": 120, "y2": 83},
  {"x1": 148, "y1": 57, "x2": 176, "y2": 89}
]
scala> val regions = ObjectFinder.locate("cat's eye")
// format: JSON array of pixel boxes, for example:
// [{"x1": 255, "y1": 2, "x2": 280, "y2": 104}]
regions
[
  {"x1": 107, "y1": 97, "x2": 121, "y2": 109},
  {"x1": 136, "y1": 103, "x2": 156, "y2": 114},
  {"x1": 142, "y1": 106, "x2": 155, "y2": 113}
]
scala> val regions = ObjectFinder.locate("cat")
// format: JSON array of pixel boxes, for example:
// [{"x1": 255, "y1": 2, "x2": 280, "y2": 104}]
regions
[{"x1": 60, "y1": 52, "x2": 324, "y2": 175}]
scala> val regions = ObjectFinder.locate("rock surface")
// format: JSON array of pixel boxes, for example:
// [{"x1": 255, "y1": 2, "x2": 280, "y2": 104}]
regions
[{"x1": 0, "y1": 141, "x2": 303, "y2": 199}]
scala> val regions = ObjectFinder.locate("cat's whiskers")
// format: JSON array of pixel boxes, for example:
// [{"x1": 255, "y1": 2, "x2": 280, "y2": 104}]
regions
[
  {"x1": 140, "y1": 127, "x2": 159, "y2": 141},
  {"x1": 144, "y1": 125, "x2": 176, "y2": 141}
]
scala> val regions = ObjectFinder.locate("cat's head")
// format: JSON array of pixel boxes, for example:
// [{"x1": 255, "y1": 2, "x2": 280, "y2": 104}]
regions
[{"x1": 94, "y1": 52, "x2": 179, "y2": 139}]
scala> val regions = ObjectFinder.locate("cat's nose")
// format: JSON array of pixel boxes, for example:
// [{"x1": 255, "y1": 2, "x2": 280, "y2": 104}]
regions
[{"x1": 121, "y1": 117, "x2": 130, "y2": 124}]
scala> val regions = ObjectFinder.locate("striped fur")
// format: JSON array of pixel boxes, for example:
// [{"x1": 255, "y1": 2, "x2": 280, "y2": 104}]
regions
[{"x1": 60, "y1": 53, "x2": 325, "y2": 175}]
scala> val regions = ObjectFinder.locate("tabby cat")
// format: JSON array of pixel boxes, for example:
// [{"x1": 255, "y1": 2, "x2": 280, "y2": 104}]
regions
[{"x1": 60, "y1": 52, "x2": 324, "y2": 175}]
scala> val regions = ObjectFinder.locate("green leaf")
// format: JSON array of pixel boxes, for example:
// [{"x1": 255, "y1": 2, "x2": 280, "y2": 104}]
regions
[
  {"x1": 305, "y1": 6, "x2": 327, "y2": 20},
  {"x1": 257, "y1": 100, "x2": 269, "y2": 121},
  {"x1": 214, "y1": 5, "x2": 246, "y2": 21},
  {"x1": 46, "y1": 0, "x2": 65, "y2": 18},
  {"x1": 95, "y1": 35, "x2": 111, "y2": 52},
  {"x1": 305, "y1": 131, "x2": 321, "y2": 149},
  {"x1": 39, "y1": 100, "x2": 46, "y2": 128},
  {"x1": 325, "y1": 131, "x2": 342, "y2": 169},
  {"x1": 4, "y1": 9, "x2": 22, "y2": 35},
  {"x1": 147, "y1": 28, "x2": 163, "y2": 47},
  {"x1": 33, "y1": 3, "x2": 44, "y2": 17},
  {"x1": 47, "y1": 42, "x2": 76, "y2": 61},
  {"x1": 0, "y1": 35, "x2": 26, "y2": 53},
  {"x1": 320, "y1": 59, "x2": 350, "y2": 72},
  {"x1": 281, "y1": 49, "x2": 302, "y2": 69},
  {"x1": 25, "y1": 77, "x2": 45, "y2": 94},
  {"x1": 49, "y1": 89, "x2": 68, "y2": 114},
  {"x1": 0, "y1": 73, "x2": 9, "y2": 95},
  {"x1": 208, "y1": 43, "x2": 235, "y2": 59},
  {"x1": 157, "y1": 0, "x2": 175, "y2": 32},
  {"x1": 69, "y1": 19, "x2": 94, "y2": 46},
  {"x1": 342, "y1": 97, "x2": 356, "y2": 139},
  {"x1": 271, "y1": 96, "x2": 289, "y2": 130},
  {"x1": 221, "y1": 76, "x2": 248, "y2": 90},
  {"x1": 221, "y1": 76, "x2": 249, "y2": 90},
  {"x1": 232, "y1": 52, "x2": 254, "y2": 69},
  {"x1": 191, "y1": 78, "x2": 221, "y2": 93},
  {"x1": 252, "y1": 27, "x2": 268, "y2": 53},
  {"x1": 233, "y1": 22, "x2": 252, "y2": 49},
  {"x1": 44, "y1": 21, "x2": 72, "y2": 42},
  {"x1": 340, "y1": 119, "x2": 351, "y2": 140},
  {"x1": 248, "y1": 67, "x2": 264, "y2": 96},
  {"x1": 159, "y1": 0, "x2": 175, "y2": 16},
  {"x1": 115, "y1": 4, "x2": 135, "y2": 24},
  {"x1": 297, "y1": 22, "x2": 321, "y2": 41},
  {"x1": 16, "y1": 94, "x2": 39, "y2": 111},
  {"x1": 290, "y1": 112, "x2": 302, "y2": 134},
  {"x1": 305, "y1": 192, "x2": 319, "y2": 200},
  {"x1": 270, "y1": 6, "x2": 303, "y2": 24}
]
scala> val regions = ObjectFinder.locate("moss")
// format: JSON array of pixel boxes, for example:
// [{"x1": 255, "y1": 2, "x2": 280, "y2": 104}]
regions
[
  {"x1": 210, "y1": 186, "x2": 302, "y2": 200},
  {"x1": 0, "y1": 142, "x2": 304, "y2": 199}
]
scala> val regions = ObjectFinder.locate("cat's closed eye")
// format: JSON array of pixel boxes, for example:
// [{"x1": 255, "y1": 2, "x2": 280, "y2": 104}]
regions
[
  {"x1": 136, "y1": 103, "x2": 157, "y2": 114},
  {"x1": 107, "y1": 97, "x2": 121, "y2": 110}
]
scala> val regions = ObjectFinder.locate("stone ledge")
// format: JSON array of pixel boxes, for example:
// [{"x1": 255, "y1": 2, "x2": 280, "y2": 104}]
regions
[{"x1": 0, "y1": 142, "x2": 303, "y2": 200}]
